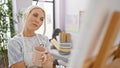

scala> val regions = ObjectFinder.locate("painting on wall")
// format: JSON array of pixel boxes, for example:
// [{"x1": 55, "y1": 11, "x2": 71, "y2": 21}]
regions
[
  {"x1": 65, "y1": 14, "x2": 79, "y2": 32},
  {"x1": 65, "y1": 11, "x2": 85, "y2": 33}
]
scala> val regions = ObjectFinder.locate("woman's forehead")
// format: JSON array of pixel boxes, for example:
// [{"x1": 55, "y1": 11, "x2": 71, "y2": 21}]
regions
[{"x1": 30, "y1": 8, "x2": 45, "y2": 16}]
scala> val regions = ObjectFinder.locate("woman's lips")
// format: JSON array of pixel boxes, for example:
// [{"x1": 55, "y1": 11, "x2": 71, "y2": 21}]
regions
[{"x1": 33, "y1": 23, "x2": 38, "y2": 27}]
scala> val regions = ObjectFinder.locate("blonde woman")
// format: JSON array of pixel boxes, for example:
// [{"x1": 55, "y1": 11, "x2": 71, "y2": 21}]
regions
[{"x1": 8, "y1": 5, "x2": 53, "y2": 68}]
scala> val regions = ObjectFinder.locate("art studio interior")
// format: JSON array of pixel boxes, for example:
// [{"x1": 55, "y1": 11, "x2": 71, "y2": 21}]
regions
[{"x1": 0, "y1": 0, "x2": 120, "y2": 68}]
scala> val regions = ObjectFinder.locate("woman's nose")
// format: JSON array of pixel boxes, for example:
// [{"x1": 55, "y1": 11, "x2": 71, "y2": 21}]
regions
[{"x1": 36, "y1": 18, "x2": 40, "y2": 23}]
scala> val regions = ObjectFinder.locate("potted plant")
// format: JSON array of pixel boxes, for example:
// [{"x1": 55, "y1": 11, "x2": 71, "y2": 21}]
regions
[{"x1": 0, "y1": 0, "x2": 15, "y2": 67}]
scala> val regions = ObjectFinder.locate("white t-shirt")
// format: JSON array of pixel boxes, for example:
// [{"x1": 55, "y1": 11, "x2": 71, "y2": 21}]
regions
[{"x1": 8, "y1": 34, "x2": 51, "y2": 68}]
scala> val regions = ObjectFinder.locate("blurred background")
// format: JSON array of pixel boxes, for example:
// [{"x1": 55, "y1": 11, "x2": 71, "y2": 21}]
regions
[{"x1": 0, "y1": 0, "x2": 120, "y2": 68}]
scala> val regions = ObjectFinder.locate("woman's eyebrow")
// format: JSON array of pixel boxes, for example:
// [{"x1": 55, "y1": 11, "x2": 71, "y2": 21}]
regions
[{"x1": 33, "y1": 12, "x2": 45, "y2": 18}]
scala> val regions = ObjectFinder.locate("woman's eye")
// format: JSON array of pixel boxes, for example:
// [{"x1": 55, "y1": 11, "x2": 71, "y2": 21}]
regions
[
  {"x1": 33, "y1": 13, "x2": 38, "y2": 17},
  {"x1": 40, "y1": 18, "x2": 44, "y2": 21}
]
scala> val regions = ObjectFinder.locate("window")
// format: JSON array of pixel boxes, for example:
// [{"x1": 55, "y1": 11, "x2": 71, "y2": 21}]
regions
[{"x1": 32, "y1": 0, "x2": 55, "y2": 39}]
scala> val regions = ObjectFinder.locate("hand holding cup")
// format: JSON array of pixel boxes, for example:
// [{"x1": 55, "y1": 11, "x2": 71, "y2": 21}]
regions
[{"x1": 32, "y1": 45, "x2": 47, "y2": 67}]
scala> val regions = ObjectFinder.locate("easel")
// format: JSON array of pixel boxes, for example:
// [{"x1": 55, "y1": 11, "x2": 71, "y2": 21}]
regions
[{"x1": 91, "y1": 11, "x2": 120, "y2": 68}]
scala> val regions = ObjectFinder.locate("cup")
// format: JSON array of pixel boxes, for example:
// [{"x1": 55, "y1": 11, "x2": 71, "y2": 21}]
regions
[{"x1": 32, "y1": 46, "x2": 47, "y2": 67}]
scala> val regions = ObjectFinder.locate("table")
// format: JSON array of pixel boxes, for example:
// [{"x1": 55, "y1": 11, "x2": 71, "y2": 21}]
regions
[{"x1": 51, "y1": 49, "x2": 70, "y2": 63}]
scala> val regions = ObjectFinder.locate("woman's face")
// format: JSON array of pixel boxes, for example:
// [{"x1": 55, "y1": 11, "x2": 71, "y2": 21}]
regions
[{"x1": 25, "y1": 8, "x2": 45, "y2": 31}]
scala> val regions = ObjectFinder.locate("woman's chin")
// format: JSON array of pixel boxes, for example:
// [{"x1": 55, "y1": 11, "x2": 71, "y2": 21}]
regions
[{"x1": 29, "y1": 28, "x2": 38, "y2": 31}]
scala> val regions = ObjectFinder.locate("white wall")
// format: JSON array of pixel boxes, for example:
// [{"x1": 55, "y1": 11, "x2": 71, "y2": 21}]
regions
[
  {"x1": 66, "y1": 0, "x2": 89, "y2": 14},
  {"x1": 12, "y1": 0, "x2": 32, "y2": 33},
  {"x1": 68, "y1": 0, "x2": 120, "y2": 68},
  {"x1": 55, "y1": 0, "x2": 66, "y2": 31},
  {"x1": 55, "y1": 0, "x2": 60, "y2": 29},
  {"x1": 65, "y1": 0, "x2": 90, "y2": 32},
  {"x1": 55, "y1": 0, "x2": 90, "y2": 32}
]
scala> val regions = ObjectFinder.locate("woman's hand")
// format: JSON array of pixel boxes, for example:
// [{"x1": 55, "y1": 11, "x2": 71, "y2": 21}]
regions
[
  {"x1": 42, "y1": 52, "x2": 53, "y2": 68},
  {"x1": 32, "y1": 46, "x2": 53, "y2": 68}
]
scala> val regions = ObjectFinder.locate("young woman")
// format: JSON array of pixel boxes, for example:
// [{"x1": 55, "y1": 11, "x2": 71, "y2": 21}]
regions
[{"x1": 8, "y1": 5, "x2": 53, "y2": 68}]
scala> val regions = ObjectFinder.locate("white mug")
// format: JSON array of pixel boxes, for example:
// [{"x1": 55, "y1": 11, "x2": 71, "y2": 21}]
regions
[{"x1": 32, "y1": 46, "x2": 47, "y2": 67}]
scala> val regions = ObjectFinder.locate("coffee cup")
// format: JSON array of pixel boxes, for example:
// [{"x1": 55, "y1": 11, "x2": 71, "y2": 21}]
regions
[{"x1": 32, "y1": 46, "x2": 47, "y2": 67}]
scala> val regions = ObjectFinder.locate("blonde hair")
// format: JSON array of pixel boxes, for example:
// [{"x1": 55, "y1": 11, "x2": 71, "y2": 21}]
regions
[{"x1": 23, "y1": 5, "x2": 46, "y2": 35}]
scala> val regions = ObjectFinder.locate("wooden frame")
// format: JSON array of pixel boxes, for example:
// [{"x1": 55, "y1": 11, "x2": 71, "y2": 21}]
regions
[{"x1": 92, "y1": 11, "x2": 120, "y2": 68}]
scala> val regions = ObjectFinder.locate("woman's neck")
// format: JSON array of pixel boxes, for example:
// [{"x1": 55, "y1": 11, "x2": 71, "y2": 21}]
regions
[{"x1": 23, "y1": 28, "x2": 36, "y2": 37}]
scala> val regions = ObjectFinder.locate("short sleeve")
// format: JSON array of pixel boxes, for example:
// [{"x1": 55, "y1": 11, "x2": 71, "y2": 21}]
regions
[{"x1": 8, "y1": 39, "x2": 23, "y2": 67}]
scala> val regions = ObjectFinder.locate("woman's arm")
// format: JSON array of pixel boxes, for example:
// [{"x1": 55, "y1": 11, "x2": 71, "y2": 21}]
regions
[
  {"x1": 8, "y1": 39, "x2": 25, "y2": 68},
  {"x1": 11, "y1": 61, "x2": 26, "y2": 68}
]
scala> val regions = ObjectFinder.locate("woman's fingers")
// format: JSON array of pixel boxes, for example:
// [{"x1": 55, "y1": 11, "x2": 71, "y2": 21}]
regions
[
  {"x1": 41, "y1": 52, "x2": 53, "y2": 68},
  {"x1": 33, "y1": 45, "x2": 53, "y2": 68},
  {"x1": 42, "y1": 52, "x2": 53, "y2": 63}
]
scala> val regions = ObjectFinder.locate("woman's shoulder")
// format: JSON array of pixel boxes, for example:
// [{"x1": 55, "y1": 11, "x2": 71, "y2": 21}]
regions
[
  {"x1": 8, "y1": 34, "x2": 22, "y2": 45},
  {"x1": 37, "y1": 34, "x2": 48, "y2": 39},
  {"x1": 8, "y1": 34, "x2": 23, "y2": 53},
  {"x1": 37, "y1": 34, "x2": 49, "y2": 42},
  {"x1": 9, "y1": 34, "x2": 22, "y2": 40}
]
